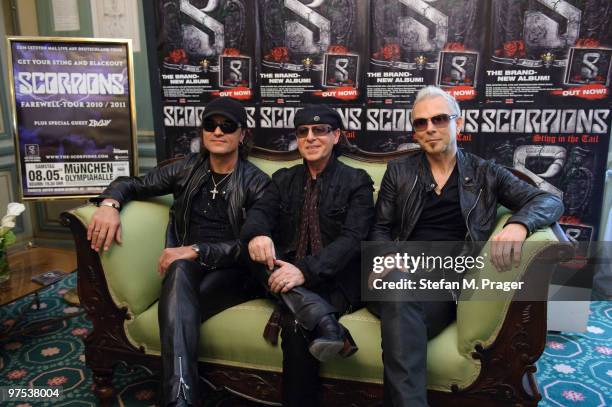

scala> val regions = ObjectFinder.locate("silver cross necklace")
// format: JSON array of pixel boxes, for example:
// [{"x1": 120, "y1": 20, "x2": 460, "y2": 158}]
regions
[{"x1": 210, "y1": 172, "x2": 232, "y2": 199}]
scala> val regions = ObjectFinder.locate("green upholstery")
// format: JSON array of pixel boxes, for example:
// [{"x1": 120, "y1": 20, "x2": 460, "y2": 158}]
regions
[
  {"x1": 72, "y1": 196, "x2": 171, "y2": 315},
  {"x1": 69, "y1": 156, "x2": 561, "y2": 392},
  {"x1": 125, "y1": 297, "x2": 478, "y2": 389}
]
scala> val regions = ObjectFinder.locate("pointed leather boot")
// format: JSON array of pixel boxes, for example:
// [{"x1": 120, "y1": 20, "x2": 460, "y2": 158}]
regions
[{"x1": 308, "y1": 314, "x2": 358, "y2": 362}]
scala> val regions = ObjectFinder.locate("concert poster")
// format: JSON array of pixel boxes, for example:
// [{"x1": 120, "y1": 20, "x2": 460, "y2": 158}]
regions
[
  {"x1": 157, "y1": 0, "x2": 257, "y2": 157},
  {"x1": 484, "y1": 0, "x2": 612, "y2": 105},
  {"x1": 258, "y1": 0, "x2": 367, "y2": 105},
  {"x1": 478, "y1": 107, "x2": 611, "y2": 247},
  {"x1": 367, "y1": 0, "x2": 487, "y2": 105},
  {"x1": 7, "y1": 37, "x2": 136, "y2": 200}
]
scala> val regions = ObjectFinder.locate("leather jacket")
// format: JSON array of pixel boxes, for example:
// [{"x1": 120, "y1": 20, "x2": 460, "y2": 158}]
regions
[
  {"x1": 92, "y1": 153, "x2": 270, "y2": 269},
  {"x1": 371, "y1": 149, "x2": 564, "y2": 244},
  {"x1": 241, "y1": 156, "x2": 375, "y2": 305}
]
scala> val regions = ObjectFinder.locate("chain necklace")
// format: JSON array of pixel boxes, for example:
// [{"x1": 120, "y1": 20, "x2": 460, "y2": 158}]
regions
[{"x1": 210, "y1": 172, "x2": 232, "y2": 200}]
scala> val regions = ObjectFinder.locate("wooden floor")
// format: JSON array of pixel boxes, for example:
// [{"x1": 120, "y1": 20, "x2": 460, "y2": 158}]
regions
[{"x1": 0, "y1": 247, "x2": 77, "y2": 306}]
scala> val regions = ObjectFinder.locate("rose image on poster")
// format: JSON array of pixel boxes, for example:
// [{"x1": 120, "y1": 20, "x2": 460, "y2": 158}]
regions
[
  {"x1": 576, "y1": 38, "x2": 600, "y2": 48},
  {"x1": 444, "y1": 42, "x2": 466, "y2": 51},
  {"x1": 502, "y1": 40, "x2": 526, "y2": 58},
  {"x1": 165, "y1": 48, "x2": 188, "y2": 64},
  {"x1": 223, "y1": 48, "x2": 241, "y2": 56},
  {"x1": 266, "y1": 46, "x2": 289, "y2": 62},
  {"x1": 373, "y1": 44, "x2": 400, "y2": 61},
  {"x1": 327, "y1": 45, "x2": 348, "y2": 54}
]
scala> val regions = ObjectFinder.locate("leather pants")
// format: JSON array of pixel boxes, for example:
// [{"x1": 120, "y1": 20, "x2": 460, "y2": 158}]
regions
[{"x1": 158, "y1": 259, "x2": 260, "y2": 406}]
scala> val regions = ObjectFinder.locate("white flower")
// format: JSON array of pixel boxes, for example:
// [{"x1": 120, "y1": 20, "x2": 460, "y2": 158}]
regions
[
  {"x1": 0, "y1": 203, "x2": 26, "y2": 235},
  {"x1": 7, "y1": 203, "x2": 25, "y2": 217},
  {"x1": 553, "y1": 364, "x2": 576, "y2": 374},
  {"x1": 1, "y1": 218, "x2": 15, "y2": 229},
  {"x1": 586, "y1": 326, "x2": 604, "y2": 334}
]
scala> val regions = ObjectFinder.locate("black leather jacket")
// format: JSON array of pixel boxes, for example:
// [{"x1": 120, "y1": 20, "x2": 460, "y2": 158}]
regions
[
  {"x1": 371, "y1": 149, "x2": 564, "y2": 244},
  {"x1": 92, "y1": 153, "x2": 270, "y2": 269},
  {"x1": 241, "y1": 157, "x2": 375, "y2": 304}
]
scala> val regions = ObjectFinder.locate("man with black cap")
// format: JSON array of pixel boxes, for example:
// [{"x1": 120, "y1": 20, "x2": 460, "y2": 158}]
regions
[
  {"x1": 88, "y1": 97, "x2": 270, "y2": 407},
  {"x1": 241, "y1": 104, "x2": 375, "y2": 406}
]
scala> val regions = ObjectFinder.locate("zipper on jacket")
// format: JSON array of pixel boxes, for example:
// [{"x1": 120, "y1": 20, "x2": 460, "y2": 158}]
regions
[
  {"x1": 464, "y1": 188, "x2": 483, "y2": 242},
  {"x1": 176, "y1": 356, "x2": 190, "y2": 402},
  {"x1": 400, "y1": 175, "x2": 419, "y2": 234}
]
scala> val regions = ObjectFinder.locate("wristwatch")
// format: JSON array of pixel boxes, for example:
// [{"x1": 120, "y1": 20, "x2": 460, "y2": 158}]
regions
[
  {"x1": 191, "y1": 244, "x2": 201, "y2": 255},
  {"x1": 97, "y1": 201, "x2": 120, "y2": 210}
]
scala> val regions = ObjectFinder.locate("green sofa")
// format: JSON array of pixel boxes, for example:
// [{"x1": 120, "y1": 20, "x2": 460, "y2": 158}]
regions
[{"x1": 61, "y1": 155, "x2": 572, "y2": 406}]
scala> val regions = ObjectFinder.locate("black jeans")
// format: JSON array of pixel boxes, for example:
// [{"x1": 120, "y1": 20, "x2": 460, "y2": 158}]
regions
[
  {"x1": 158, "y1": 259, "x2": 261, "y2": 406},
  {"x1": 367, "y1": 300, "x2": 456, "y2": 407}
]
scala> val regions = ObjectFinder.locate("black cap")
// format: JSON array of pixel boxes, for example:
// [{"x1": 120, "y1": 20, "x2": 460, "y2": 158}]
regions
[
  {"x1": 202, "y1": 97, "x2": 247, "y2": 127},
  {"x1": 294, "y1": 104, "x2": 343, "y2": 130}
]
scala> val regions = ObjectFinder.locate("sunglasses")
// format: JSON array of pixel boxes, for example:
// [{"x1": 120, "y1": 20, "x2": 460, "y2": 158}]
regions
[
  {"x1": 411, "y1": 114, "x2": 458, "y2": 132},
  {"x1": 296, "y1": 125, "x2": 333, "y2": 138},
  {"x1": 203, "y1": 118, "x2": 240, "y2": 133}
]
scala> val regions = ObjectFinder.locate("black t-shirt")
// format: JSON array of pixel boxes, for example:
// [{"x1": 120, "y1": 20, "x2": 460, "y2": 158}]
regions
[
  {"x1": 188, "y1": 172, "x2": 234, "y2": 244},
  {"x1": 409, "y1": 166, "x2": 467, "y2": 242}
]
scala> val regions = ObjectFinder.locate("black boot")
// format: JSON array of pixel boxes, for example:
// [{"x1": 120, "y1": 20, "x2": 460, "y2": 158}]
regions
[
  {"x1": 277, "y1": 283, "x2": 358, "y2": 362},
  {"x1": 308, "y1": 314, "x2": 358, "y2": 362}
]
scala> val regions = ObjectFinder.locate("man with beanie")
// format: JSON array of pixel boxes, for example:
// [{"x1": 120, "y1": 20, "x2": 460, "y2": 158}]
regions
[
  {"x1": 87, "y1": 97, "x2": 270, "y2": 407},
  {"x1": 241, "y1": 104, "x2": 375, "y2": 406}
]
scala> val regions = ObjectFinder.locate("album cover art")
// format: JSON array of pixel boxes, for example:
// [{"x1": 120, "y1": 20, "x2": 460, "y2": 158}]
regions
[
  {"x1": 438, "y1": 51, "x2": 479, "y2": 87},
  {"x1": 564, "y1": 47, "x2": 612, "y2": 86}
]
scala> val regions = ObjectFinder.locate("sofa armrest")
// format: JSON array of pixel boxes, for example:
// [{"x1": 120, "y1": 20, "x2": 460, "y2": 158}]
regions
[
  {"x1": 456, "y1": 213, "x2": 573, "y2": 353},
  {"x1": 61, "y1": 196, "x2": 172, "y2": 316}
]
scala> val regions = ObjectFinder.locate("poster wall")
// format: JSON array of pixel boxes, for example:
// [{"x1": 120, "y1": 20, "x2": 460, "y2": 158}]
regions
[
  {"x1": 149, "y1": 0, "x2": 611, "y2": 237},
  {"x1": 7, "y1": 37, "x2": 137, "y2": 200}
]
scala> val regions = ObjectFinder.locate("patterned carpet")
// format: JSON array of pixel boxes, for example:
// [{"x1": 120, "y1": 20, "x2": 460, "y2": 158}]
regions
[{"x1": 0, "y1": 273, "x2": 610, "y2": 406}]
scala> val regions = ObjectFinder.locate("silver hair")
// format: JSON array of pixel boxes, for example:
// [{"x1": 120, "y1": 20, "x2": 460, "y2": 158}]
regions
[{"x1": 413, "y1": 86, "x2": 461, "y2": 116}]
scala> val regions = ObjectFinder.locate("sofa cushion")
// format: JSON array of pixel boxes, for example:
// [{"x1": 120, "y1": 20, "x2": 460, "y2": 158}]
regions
[{"x1": 125, "y1": 299, "x2": 479, "y2": 391}]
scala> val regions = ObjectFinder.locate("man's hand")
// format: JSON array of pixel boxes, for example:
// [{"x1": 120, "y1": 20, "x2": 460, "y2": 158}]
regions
[
  {"x1": 248, "y1": 235, "x2": 276, "y2": 271},
  {"x1": 157, "y1": 246, "x2": 198, "y2": 276},
  {"x1": 490, "y1": 223, "x2": 528, "y2": 272},
  {"x1": 268, "y1": 259, "x2": 305, "y2": 293},
  {"x1": 87, "y1": 199, "x2": 122, "y2": 252}
]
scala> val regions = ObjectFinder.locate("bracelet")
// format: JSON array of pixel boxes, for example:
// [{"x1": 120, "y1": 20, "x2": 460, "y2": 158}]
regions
[{"x1": 96, "y1": 201, "x2": 120, "y2": 211}]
